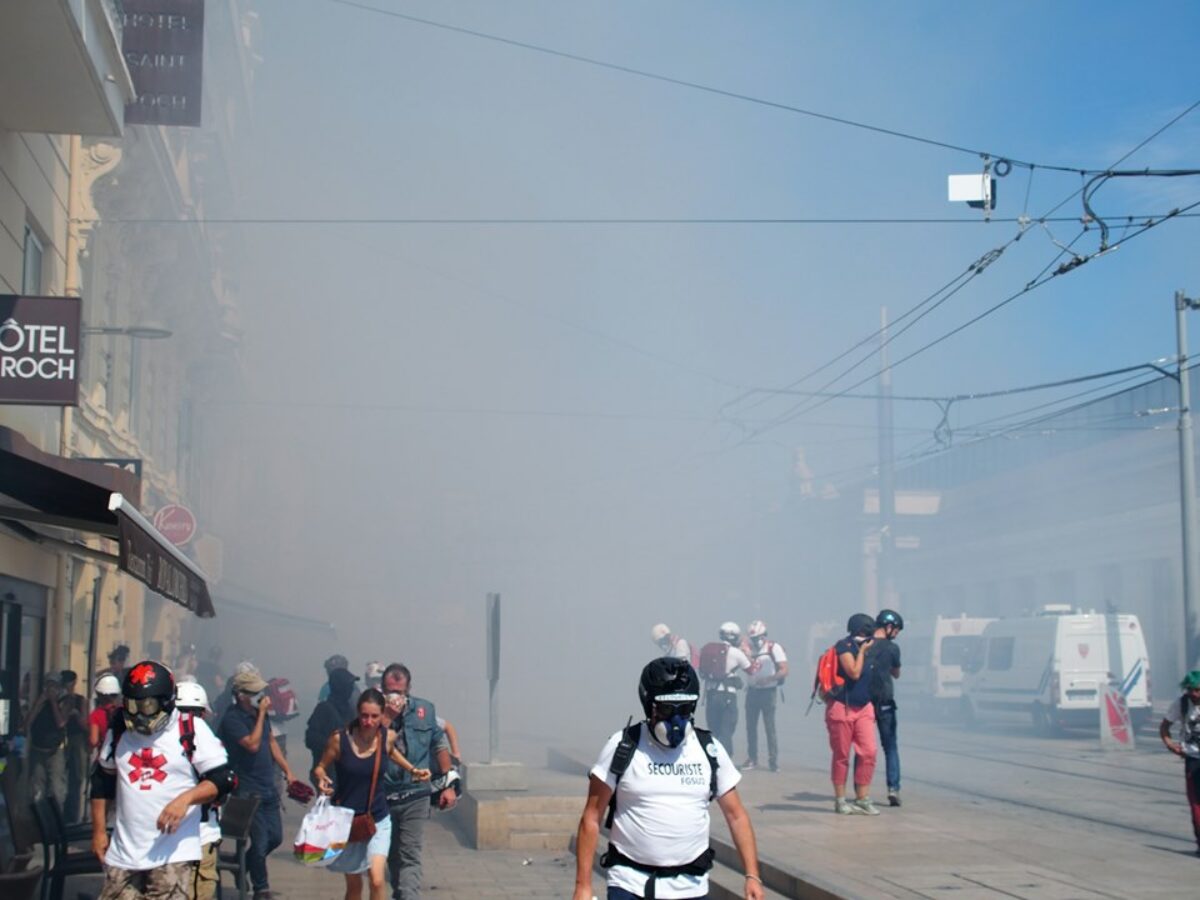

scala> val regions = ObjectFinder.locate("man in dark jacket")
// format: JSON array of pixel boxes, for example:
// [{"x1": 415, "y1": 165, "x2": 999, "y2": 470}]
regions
[
  {"x1": 380, "y1": 663, "x2": 459, "y2": 900},
  {"x1": 304, "y1": 667, "x2": 358, "y2": 776}
]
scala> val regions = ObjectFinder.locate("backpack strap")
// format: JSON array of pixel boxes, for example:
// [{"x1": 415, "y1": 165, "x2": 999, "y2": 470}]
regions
[
  {"x1": 692, "y1": 727, "x2": 719, "y2": 802},
  {"x1": 604, "y1": 721, "x2": 640, "y2": 829},
  {"x1": 104, "y1": 711, "x2": 127, "y2": 762}
]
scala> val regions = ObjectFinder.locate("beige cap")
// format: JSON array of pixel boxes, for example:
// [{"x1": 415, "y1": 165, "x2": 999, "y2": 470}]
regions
[{"x1": 231, "y1": 670, "x2": 268, "y2": 694}]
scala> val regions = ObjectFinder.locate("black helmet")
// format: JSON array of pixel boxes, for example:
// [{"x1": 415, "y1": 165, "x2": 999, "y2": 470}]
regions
[
  {"x1": 847, "y1": 613, "x2": 876, "y2": 638},
  {"x1": 638, "y1": 657, "x2": 700, "y2": 717},
  {"x1": 122, "y1": 660, "x2": 176, "y2": 735},
  {"x1": 877, "y1": 609, "x2": 904, "y2": 631}
]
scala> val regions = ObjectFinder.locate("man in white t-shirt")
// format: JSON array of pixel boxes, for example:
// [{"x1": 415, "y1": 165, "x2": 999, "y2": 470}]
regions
[
  {"x1": 651, "y1": 624, "x2": 692, "y2": 664},
  {"x1": 1160, "y1": 669, "x2": 1200, "y2": 855},
  {"x1": 573, "y1": 657, "x2": 763, "y2": 900},
  {"x1": 742, "y1": 621, "x2": 789, "y2": 773},
  {"x1": 91, "y1": 661, "x2": 236, "y2": 900}
]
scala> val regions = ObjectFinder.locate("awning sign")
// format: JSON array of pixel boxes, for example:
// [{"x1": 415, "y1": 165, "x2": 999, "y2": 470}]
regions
[
  {"x1": 0, "y1": 295, "x2": 81, "y2": 406},
  {"x1": 113, "y1": 495, "x2": 214, "y2": 618},
  {"x1": 122, "y1": 0, "x2": 206, "y2": 128}
]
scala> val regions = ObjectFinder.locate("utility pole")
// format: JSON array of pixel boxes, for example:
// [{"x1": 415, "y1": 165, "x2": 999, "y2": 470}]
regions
[
  {"x1": 1176, "y1": 290, "x2": 1200, "y2": 668},
  {"x1": 877, "y1": 307, "x2": 896, "y2": 615}
]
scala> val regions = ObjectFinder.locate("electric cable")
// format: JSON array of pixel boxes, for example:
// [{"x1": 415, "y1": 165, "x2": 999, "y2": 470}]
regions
[{"x1": 323, "y1": 0, "x2": 1100, "y2": 174}]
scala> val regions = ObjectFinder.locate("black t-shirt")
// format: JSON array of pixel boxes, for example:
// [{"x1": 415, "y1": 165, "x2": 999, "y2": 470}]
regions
[
  {"x1": 30, "y1": 702, "x2": 65, "y2": 751},
  {"x1": 866, "y1": 638, "x2": 902, "y2": 705},
  {"x1": 834, "y1": 637, "x2": 875, "y2": 708},
  {"x1": 219, "y1": 705, "x2": 278, "y2": 798}
]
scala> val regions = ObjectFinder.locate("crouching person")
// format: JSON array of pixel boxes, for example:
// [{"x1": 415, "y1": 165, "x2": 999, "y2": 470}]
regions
[
  {"x1": 92, "y1": 661, "x2": 235, "y2": 900},
  {"x1": 573, "y1": 657, "x2": 764, "y2": 900}
]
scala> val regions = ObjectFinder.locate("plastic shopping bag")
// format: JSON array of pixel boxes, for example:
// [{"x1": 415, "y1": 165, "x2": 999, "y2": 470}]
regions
[{"x1": 293, "y1": 796, "x2": 354, "y2": 866}]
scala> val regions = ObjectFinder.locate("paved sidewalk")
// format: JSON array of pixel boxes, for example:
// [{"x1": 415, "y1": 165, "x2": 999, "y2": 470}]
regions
[{"x1": 272, "y1": 803, "x2": 576, "y2": 900}]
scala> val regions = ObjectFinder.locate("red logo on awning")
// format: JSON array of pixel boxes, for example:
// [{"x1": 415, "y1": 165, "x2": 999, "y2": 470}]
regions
[{"x1": 1078, "y1": 645, "x2": 1090, "y2": 659}]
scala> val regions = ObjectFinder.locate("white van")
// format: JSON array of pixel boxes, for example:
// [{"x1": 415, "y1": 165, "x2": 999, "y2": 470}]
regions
[
  {"x1": 960, "y1": 606, "x2": 1152, "y2": 732},
  {"x1": 896, "y1": 614, "x2": 996, "y2": 712}
]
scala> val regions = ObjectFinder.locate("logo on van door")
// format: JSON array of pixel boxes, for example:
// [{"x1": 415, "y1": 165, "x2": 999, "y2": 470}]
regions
[{"x1": 1078, "y1": 644, "x2": 1090, "y2": 658}]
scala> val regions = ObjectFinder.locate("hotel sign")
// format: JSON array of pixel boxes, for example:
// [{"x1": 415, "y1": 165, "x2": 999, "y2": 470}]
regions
[
  {"x1": 122, "y1": 0, "x2": 206, "y2": 127},
  {"x1": 0, "y1": 295, "x2": 80, "y2": 406}
]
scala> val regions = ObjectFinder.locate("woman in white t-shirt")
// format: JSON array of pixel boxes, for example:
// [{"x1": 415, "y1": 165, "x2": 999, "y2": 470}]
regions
[{"x1": 573, "y1": 657, "x2": 764, "y2": 900}]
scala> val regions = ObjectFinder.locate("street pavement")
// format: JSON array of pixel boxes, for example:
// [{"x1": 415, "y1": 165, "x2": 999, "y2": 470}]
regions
[
  {"x1": 545, "y1": 706, "x2": 1200, "y2": 899},
  {"x1": 62, "y1": 710, "x2": 1200, "y2": 899}
]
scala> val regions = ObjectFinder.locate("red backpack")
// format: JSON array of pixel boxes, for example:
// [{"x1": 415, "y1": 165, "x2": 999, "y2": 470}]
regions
[
  {"x1": 698, "y1": 642, "x2": 730, "y2": 681},
  {"x1": 812, "y1": 645, "x2": 845, "y2": 702}
]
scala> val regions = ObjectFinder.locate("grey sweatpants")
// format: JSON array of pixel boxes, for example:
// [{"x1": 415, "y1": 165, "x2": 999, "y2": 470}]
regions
[{"x1": 387, "y1": 795, "x2": 431, "y2": 899}]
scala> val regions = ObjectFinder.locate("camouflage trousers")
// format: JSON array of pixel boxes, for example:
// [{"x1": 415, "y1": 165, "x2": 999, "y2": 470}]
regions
[{"x1": 98, "y1": 861, "x2": 199, "y2": 900}]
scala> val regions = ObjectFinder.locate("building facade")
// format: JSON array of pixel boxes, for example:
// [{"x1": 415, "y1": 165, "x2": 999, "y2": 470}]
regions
[{"x1": 0, "y1": 0, "x2": 255, "y2": 736}]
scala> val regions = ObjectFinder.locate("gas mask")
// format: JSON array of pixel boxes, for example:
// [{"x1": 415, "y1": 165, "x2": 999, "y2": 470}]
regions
[
  {"x1": 650, "y1": 701, "x2": 694, "y2": 748},
  {"x1": 124, "y1": 696, "x2": 171, "y2": 735},
  {"x1": 385, "y1": 692, "x2": 408, "y2": 716}
]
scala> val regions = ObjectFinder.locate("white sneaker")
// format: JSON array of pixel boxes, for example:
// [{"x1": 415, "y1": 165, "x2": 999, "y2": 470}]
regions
[
  {"x1": 834, "y1": 797, "x2": 855, "y2": 815},
  {"x1": 852, "y1": 797, "x2": 881, "y2": 816}
]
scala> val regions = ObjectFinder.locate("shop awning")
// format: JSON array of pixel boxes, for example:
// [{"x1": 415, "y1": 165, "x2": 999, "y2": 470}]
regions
[{"x1": 0, "y1": 425, "x2": 214, "y2": 618}]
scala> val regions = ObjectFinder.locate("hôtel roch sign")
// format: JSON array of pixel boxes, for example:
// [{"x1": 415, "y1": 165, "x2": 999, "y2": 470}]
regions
[
  {"x1": 0, "y1": 295, "x2": 81, "y2": 406},
  {"x1": 122, "y1": 0, "x2": 206, "y2": 128}
]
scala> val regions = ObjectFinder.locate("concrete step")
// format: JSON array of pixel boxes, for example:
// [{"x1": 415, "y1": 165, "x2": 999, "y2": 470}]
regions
[
  {"x1": 508, "y1": 830, "x2": 574, "y2": 851},
  {"x1": 506, "y1": 794, "x2": 582, "y2": 815},
  {"x1": 709, "y1": 859, "x2": 790, "y2": 900},
  {"x1": 508, "y1": 811, "x2": 579, "y2": 832}
]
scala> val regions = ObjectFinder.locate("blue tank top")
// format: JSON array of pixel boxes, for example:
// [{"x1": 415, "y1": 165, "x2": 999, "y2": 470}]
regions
[{"x1": 334, "y1": 729, "x2": 388, "y2": 822}]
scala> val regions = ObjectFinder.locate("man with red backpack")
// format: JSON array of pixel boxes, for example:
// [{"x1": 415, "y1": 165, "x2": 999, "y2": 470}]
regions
[
  {"x1": 698, "y1": 622, "x2": 753, "y2": 758},
  {"x1": 820, "y1": 614, "x2": 881, "y2": 815}
]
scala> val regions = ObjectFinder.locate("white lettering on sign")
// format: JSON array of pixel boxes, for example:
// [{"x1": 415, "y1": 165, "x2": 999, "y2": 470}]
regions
[
  {"x1": 123, "y1": 14, "x2": 191, "y2": 30},
  {"x1": 0, "y1": 317, "x2": 77, "y2": 383},
  {"x1": 125, "y1": 52, "x2": 188, "y2": 69},
  {"x1": 133, "y1": 93, "x2": 188, "y2": 110}
]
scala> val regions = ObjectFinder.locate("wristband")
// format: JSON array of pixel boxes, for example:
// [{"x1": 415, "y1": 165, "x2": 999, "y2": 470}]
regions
[{"x1": 746, "y1": 873, "x2": 763, "y2": 884}]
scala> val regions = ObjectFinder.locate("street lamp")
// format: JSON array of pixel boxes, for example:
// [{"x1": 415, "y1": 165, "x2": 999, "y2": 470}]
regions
[{"x1": 1175, "y1": 289, "x2": 1200, "y2": 669}]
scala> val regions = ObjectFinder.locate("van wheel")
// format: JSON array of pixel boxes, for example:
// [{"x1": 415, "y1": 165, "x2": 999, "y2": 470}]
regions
[{"x1": 1031, "y1": 703, "x2": 1058, "y2": 736}]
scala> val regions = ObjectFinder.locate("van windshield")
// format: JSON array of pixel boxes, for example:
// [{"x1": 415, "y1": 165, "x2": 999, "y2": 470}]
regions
[{"x1": 940, "y1": 635, "x2": 984, "y2": 668}]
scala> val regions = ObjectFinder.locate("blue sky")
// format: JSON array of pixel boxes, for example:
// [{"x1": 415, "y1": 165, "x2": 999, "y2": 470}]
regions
[{"x1": 215, "y1": 1, "x2": 1200, "y2": 675}]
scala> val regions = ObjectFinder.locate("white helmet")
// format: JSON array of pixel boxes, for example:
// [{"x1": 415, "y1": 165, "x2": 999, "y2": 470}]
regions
[
  {"x1": 719, "y1": 621, "x2": 741, "y2": 643},
  {"x1": 175, "y1": 681, "x2": 210, "y2": 711},
  {"x1": 95, "y1": 674, "x2": 121, "y2": 696},
  {"x1": 747, "y1": 620, "x2": 767, "y2": 639},
  {"x1": 650, "y1": 623, "x2": 671, "y2": 644}
]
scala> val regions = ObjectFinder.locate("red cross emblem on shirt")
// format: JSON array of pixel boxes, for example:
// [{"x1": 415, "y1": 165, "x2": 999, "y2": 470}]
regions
[{"x1": 128, "y1": 748, "x2": 168, "y2": 790}]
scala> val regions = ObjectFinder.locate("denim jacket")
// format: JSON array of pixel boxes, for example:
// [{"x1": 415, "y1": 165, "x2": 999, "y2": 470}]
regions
[{"x1": 382, "y1": 696, "x2": 446, "y2": 805}]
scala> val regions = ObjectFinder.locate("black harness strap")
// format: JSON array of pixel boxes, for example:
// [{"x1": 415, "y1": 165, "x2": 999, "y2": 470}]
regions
[
  {"x1": 600, "y1": 846, "x2": 715, "y2": 900},
  {"x1": 603, "y1": 721, "x2": 720, "y2": 828}
]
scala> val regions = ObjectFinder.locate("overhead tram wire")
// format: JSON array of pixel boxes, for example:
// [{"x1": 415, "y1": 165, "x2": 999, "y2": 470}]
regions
[
  {"x1": 731, "y1": 100, "x2": 1200, "y2": 431},
  {"x1": 94, "y1": 214, "x2": 1200, "y2": 226},
  {"x1": 738, "y1": 102, "x2": 1200, "y2": 440},
  {"x1": 756, "y1": 198, "x2": 1200, "y2": 436},
  {"x1": 323, "y1": 0, "x2": 1095, "y2": 175}
]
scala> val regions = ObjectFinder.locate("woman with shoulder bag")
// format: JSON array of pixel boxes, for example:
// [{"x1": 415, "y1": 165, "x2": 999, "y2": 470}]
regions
[{"x1": 313, "y1": 688, "x2": 430, "y2": 900}]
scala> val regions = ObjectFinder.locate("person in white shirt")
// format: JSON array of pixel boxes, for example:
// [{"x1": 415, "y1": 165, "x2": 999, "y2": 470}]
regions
[
  {"x1": 91, "y1": 661, "x2": 236, "y2": 900},
  {"x1": 742, "y1": 621, "x2": 789, "y2": 772},
  {"x1": 1160, "y1": 669, "x2": 1200, "y2": 855},
  {"x1": 650, "y1": 624, "x2": 692, "y2": 664},
  {"x1": 699, "y1": 623, "x2": 753, "y2": 759},
  {"x1": 175, "y1": 681, "x2": 222, "y2": 900},
  {"x1": 573, "y1": 657, "x2": 763, "y2": 900}
]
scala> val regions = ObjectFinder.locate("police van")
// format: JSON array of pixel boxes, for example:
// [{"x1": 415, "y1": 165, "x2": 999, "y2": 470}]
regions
[
  {"x1": 960, "y1": 605, "x2": 1152, "y2": 732},
  {"x1": 896, "y1": 614, "x2": 995, "y2": 713}
]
